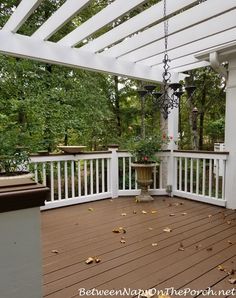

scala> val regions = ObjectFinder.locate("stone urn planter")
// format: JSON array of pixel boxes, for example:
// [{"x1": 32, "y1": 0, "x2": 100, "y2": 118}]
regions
[{"x1": 131, "y1": 163, "x2": 156, "y2": 202}]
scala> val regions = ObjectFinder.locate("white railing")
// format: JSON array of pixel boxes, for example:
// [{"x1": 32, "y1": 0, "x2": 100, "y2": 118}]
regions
[
  {"x1": 117, "y1": 151, "x2": 169, "y2": 196},
  {"x1": 30, "y1": 152, "x2": 112, "y2": 210},
  {"x1": 172, "y1": 150, "x2": 228, "y2": 207},
  {"x1": 29, "y1": 148, "x2": 229, "y2": 210}
]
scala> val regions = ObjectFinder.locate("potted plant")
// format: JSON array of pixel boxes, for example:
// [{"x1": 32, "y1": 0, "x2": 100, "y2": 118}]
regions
[{"x1": 128, "y1": 134, "x2": 168, "y2": 202}]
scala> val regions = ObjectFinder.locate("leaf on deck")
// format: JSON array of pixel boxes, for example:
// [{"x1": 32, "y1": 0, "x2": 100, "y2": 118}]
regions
[
  {"x1": 163, "y1": 227, "x2": 172, "y2": 233},
  {"x1": 178, "y1": 242, "x2": 185, "y2": 251},
  {"x1": 228, "y1": 278, "x2": 236, "y2": 284},
  {"x1": 51, "y1": 249, "x2": 59, "y2": 254},
  {"x1": 113, "y1": 227, "x2": 126, "y2": 234},
  {"x1": 217, "y1": 265, "x2": 225, "y2": 271},
  {"x1": 85, "y1": 257, "x2": 94, "y2": 264}
]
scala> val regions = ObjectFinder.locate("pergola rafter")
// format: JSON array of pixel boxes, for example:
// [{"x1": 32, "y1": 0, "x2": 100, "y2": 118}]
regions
[{"x1": 0, "y1": 0, "x2": 235, "y2": 80}]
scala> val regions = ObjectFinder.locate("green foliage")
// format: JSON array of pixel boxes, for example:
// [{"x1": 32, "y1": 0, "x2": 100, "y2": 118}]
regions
[
  {"x1": 0, "y1": 115, "x2": 29, "y2": 173},
  {"x1": 127, "y1": 134, "x2": 168, "y2": 163}
]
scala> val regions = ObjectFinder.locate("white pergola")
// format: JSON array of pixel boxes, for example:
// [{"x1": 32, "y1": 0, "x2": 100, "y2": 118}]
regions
[{"x1": 0, "y1": 0, "x2": 236, "y2": 210}]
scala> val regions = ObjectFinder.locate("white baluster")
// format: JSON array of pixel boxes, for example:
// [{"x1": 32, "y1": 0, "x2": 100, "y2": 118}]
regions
[
  {"x1": 57, "y1": 161, "x2": 61, "y2": 200},
  {"x1": 50, "y1": 162, "x2": 54, "y2": 202}
]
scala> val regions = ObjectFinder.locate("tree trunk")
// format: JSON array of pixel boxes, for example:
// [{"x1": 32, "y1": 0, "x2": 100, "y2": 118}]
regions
[{"x1": 199, "y1": 111, "x2": 205, "y2": 150}]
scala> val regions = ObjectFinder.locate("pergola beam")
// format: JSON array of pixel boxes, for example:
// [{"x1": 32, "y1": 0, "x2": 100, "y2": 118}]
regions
[
  {"x1": 81, "y1": 0, "x2": 198, "y2": 53},
  {"x1": 170, "y1": 61, "x2": 210, "y2": 73},
  {"x1": 123, "y1": 10, "x2": 236, "y2": 64},
  {"x1": 0, "y1": 30, "x2": 184, "y2": 83},
  {"x1": 2, "y1": 0, "x2": 43, "y2": 33},
  {"x1": 103, "y1": 0, "x2": 236, "y2": 59},
  {"x1": 58, "y1": 0, "x2": 148, "y2": 47},
  {"x1": 32, "y1": 0, "x2": 91, "y2": 41},
  {"x1": 138, "y1": 28, "x2": 236, "y2": 68}
]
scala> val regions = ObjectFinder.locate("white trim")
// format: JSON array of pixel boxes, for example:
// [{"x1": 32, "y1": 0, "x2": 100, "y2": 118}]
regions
[
  {"x1": 32, "y1": 0, "x2": 91, "y2": 40},
  {"x1": 81, "y1": 0, "x2": 198, "y2": 53},
  {"x1": 103, "y1": 0, "x2": 236, "y2": 59},
  {"x1": 139, "y1": 28, "x2": 236, "y2": 67},
  {"x1": 118, "y1": 189, "x2": 167, "y2": 196},
  {"x1": 0, "y1": 31, "x2": 182, "y2": 83},
  {"x1": 2, "y1": 0, "x2": 43, "y2": 33},
  {"x1": 40, "y1": 192, "x2": 112, "y2": 210},
  {"x1": 173, "y1": 152, "x2": 228, "y2": 160},
  {"x1": 58, "y1": 0, "x2": 148, "y2": 47},
  {"x1": 173, "y1": 191, "x2": 226, "y2": 207}
]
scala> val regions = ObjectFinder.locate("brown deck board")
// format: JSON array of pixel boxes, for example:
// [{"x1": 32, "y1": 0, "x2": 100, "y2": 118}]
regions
[{"x1": 41, "y1": 196, "x2": 236, "y2": 298}]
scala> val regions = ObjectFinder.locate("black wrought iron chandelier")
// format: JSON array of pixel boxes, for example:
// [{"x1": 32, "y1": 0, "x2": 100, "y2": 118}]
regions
[{"x1": 138, "y1": 0, "x2": 196, "y2": 119}]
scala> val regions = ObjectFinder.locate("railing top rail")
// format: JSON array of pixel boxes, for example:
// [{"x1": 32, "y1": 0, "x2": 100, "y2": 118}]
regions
[
  {"x1": 174, "y1": 150, "x2": 229, "y2": 155},
  {"x1": 173, "y1": 150, "x2": 229, "y2": 160},
  {"x1": 30, "y1": 151, "x2": 112, "y2": 162}
]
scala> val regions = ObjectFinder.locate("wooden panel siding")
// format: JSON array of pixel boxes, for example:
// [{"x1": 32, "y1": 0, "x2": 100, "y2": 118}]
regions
[{"x1": 41, "y1": 197, "x2": 236, "y2": 298}]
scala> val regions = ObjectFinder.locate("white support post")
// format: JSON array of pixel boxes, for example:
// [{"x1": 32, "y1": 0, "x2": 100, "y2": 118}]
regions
[
  {"x1": 108, "y1": 145, "x2": 119, "y2": 199},
  {"x1": 225, "y1": 57, "x2": 236, "y2": 209},
  {"x1": 167, "y1": 104, "x2": 179, "y2": 195}
]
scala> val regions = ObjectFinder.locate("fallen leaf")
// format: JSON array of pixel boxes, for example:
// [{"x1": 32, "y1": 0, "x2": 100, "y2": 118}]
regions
[
  {"x1": 227, "y1": 269, "x2": 235, "y2": 275},
  {"x1": 178, "y1": 242, "x2": 185, "y2": 251},
  {"x1": 85, "y1": 257, "x2": 94, "y2": 264},
  {"x1": 152, "y1": 243, "x2": 158, "y2": 247},
  {"x1": 112, "y1": 228, "x2": 121, "y2": 233},
  {"x1": 151, "y1": 210, "x2": 157, "y2": 214},
  {"x1": 121, "y1": 212, "x2": 127, "y2": 216},
  {"x1": 51, "y1": 249, "x2": 59, "y2": 254},
  {"x1": 163, "y1": 227, "x2": 172, "y2": 233},
  {"x1": 120, "y1": 239, "x2": 126, "y2": 244},
  {"x1": 142, "y1": 210, "x2": 148, "y2": 214},
  {"x1": 228, "y1": 240, "x2": 233, "y2": 245},
  {"x1": 217, "y1": 265, "x2": 225, "y2": 271},
  {"x1": 206, "y1": 247, "x2": 213, "y2": 251},
  {"x1": 94, "y1": 257, "x2": 101, "y2": 263},
  {"x1": 112, "y1": 227, "x2": 126, "y2": 234},
  {"x1": 88, "y1": 207, "x2": 94, "y2": 212},
  {"x1": 169, "y1": 213, "x2": 175, "y2": 217},
  {"x1": 120, "y1": 227, "x2": 127, "y2": 234},
  {"x1": 227, "y1": 220, "x2": 232, "y2": 225},
  {"x1": 229, "y1": 278, "x2": 236, "y2": 284},
  {"x1": 181, "y1": 212, "x2": 187, "y2": 216}
]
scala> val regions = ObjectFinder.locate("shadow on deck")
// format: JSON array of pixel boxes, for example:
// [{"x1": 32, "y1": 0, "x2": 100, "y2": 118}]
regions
[{"x1": 41, "y1": 196, "x2": 236, "y2": 298}]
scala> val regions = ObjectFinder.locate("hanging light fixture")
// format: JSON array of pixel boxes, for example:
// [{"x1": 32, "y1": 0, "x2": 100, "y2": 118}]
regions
[{"x1": 137, "y1": 0, "x2": 196, "y2": 119}]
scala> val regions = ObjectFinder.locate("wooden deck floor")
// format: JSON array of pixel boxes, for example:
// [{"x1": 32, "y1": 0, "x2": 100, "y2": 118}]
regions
[{"x1": 41, "y1": 197, "x2": 236, "y2": 298}]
